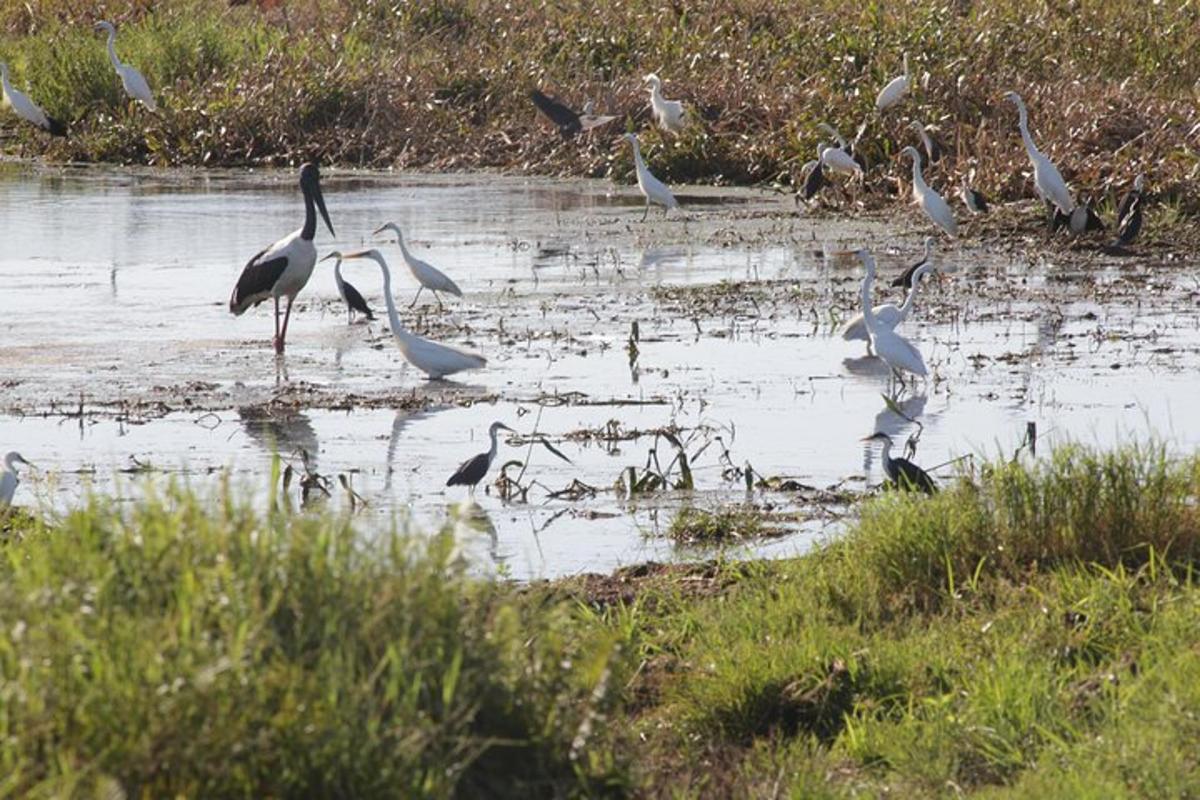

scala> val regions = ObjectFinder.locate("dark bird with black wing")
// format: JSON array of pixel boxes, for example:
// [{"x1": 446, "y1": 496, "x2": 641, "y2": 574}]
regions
[
  {"x1": 447, "y1": 422, "x2": 516, "y2": 492},
  {"x1": 862, "y1": 432, "x2": 938, "y2": 494}
]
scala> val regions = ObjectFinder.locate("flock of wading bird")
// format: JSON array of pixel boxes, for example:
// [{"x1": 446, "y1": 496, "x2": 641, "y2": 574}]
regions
[{"x1": 0, "y1": 30, "x2": 1153, "y2": 503}]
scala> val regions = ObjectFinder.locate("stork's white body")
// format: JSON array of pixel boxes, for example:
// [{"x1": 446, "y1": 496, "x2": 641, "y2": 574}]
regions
[
  {"x1": 241, "y1": 231, "x2": 317, "y2": 308},
  {"x1": 902, "y1": 147, "x2": 957, "y2": 237}
]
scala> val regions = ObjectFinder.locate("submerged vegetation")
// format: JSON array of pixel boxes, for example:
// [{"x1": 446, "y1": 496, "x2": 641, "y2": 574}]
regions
[
  {"x1": 4, "y1": 443, "x2": 1200, "y2": 796},
  {"x1": 0, "y1": 1, "x2": 1198, "y2": 211}
]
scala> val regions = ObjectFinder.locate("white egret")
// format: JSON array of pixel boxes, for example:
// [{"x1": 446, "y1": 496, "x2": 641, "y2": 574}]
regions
[
  {"x1": 861, "y1": 432, "x2": 937, "y2": 494},
  {"x1": 819, "y1": 142, "x2": 864, "y2": 180},
  {"x1": 0, "y1": 451, "x2": 33, "y2": 506},
  {"x1": 959, "y1": 175, "x2": 990, "y2": 215},
  {"x1": 875, "y1": 54, "x2": 910, "y2": 112},
  {"x1": 331, "y1": 249, "x2": 487, "y2": 380},
  {"x1": 644, "y1": 73, "x2": 686, "y2": 133},
  {"x1": 909, "y1": 120, "x2": 944, "y2": 163},
  {"x1": 841, "y1": 261, "x2": 934, "y2": 344},
  {"x1": 446, "y1": 421, "x2": 516, "y2": 492},
  {"x1": 530, "y1": 89, "x2": 615, "y2": 137},
  {"x1": 372, "y1": 222, "x2": 463, "y2": 309},
  {"x1": 325, "y1": 251, "x2": 375, "y2": 324},
  {"x1": 94, "y1": 21, "x2": 156, "y2": 112},
  {"x1": 229, "y1": 163, "x2": 334, "y2": 354},
  {"x1": 856, "y1": 249, "x2": 928, "y2": 381},
  {"x1": 624, "y1": 133, "x2": 678, "y2": 221},
  {"x1": 0, "y1": 63, "x2": 66, "y2": 137},
  {"x1": 891, "y1": 236, "x2": 937, "y2": 289},
  {"x1": 1002, "y1": 91, "x2": 1073, "y2": 216},
  {"x1": 900, "y1": 146, "x2": 957, "y2": 237}
]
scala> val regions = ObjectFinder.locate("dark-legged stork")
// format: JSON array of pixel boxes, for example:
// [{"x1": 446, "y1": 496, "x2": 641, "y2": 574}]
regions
[
  {"x1": 326, "y1": 251, "x2": 375, "y2": 323},
  {"x1": 861, "y1": 432, "x2": 937, "y2": 494},
  {"x1": 447, "y1": 422, "x2": 516, "y2": 492},
  {"x1": 229, "y1": 163, "x2": 335, "y2": 354}
]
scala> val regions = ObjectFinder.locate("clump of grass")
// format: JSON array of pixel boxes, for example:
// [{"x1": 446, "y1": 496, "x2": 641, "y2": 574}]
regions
[{"x1": 668, "y1": 503, "x2": 774, "y2": 544}]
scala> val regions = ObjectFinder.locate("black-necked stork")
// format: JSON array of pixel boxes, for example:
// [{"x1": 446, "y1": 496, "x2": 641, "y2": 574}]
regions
[
  {"x1": 372, "y1": 222, "x2": 463, "y2": 309},
  {"x1": 325, "y1": 251, "x2": 375, "y2": 323},
  {"x1": 0, "y1": 451, "x2": 33, "y2": 506},
  {"x1": 447, "y1": 422, "x2": 516, "y2": 491},
  {"x1": 229, "y1": 163, "x2": 334, "y2": 354},
  {"x1": 94, "y1": 21, "x2": 156, "y2": 112},
  {"x1": 0, "y1": 63, "x2": 67, "y2": 137},
  {"x1": 861, "y1": 432, "x2": 937, "y2": 494},
  {"x1": 959, "y1": 176, "x2": 989, "y2": 215},
  {"x1": 328, "y1": 250, "x2": 486, "y2": 380},
  {"x1": 530, "y1": 90, "x2": 616, "y2": 138}
]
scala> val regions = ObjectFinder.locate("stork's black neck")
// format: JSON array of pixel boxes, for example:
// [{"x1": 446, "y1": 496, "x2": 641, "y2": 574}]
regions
[{"x1": 300, "y1": 184, "x2": 317, "y2": 241}]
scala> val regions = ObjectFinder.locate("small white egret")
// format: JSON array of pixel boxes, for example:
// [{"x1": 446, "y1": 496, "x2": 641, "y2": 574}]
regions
[
  {"x1": 0, "y1": 63, "x2": 66, "y2": 137},
  {"x1": 819, "y1": 142, "x2": 864, "y2": 180},
  {"x1": 325, "y1": 251, "x2": 375, "y2": 324},
  {"x1": 94, "y1": 21, "x2": 156, "y2": 112},
  {"x1": 624, "y1": 133, "x2": 678, "y2": 221},
  {"x1": 900, "y1": 146, "x2": 957, "y2": 237},
  {"x1": 1002, "y1": 91, "x2": 1074, "y2": 216},
  {"x1": 959, "y1": 175, "x2": 990, "y2": 215},
  {"x1": 446, "y1": 421, "x2": 516, "y2": 491},
  {"x1": 0, "y1": 451, "x2": 33, "y2": 506},
  {"x1": 841, "y1": 261, "x2": 934, "y2": 344},
  {"x1": 856, "y1": 249, "x2": 928, "y2": 381},
  {"x1": 909, "y1": 120, "x2": 944, "y2": 163},
  {"x1": 229, "y1": 163, "x2": 334, "y2": 354},
  {"x1": 530, "y1": 89, "x2": 615, "y2": 137},
  {"x1": 644, "y1": 73, "x2": 686, "y2": 133},
  {"x1": 372, "y1": 222, "x2": 463, "y2": 309},
  {"x1": 891, "y1": 236, "x2": 937, "y2": 289},
  {"x1": 332, "y1": 249, "x2": 487, "y2": 380},
  {"x1": 861, "y1": 432, "x2": 937, "y2": 494},
  {"x1": 875, "y1": 54, "x2": 910, "y2": 112}
]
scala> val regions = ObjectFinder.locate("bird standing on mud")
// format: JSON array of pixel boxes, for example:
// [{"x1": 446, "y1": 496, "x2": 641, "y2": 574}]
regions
[
  {"x1": 841, "y1": 261, "x2": 935, "y2": 347},
  {"x1": 624, "y1": 133, "x2": 678, "y2": 221},
  {"x1": 1003, "y1": 91, "x2": 1074, "y2": 224},
  {"x1": 900, "y1": 146, "x2": 957, "y2": 237},
  {"x1": 0, "y1": 451, "x2": 33, "y2": 506},
  {"x1": 861, "y1": 432, "x2": 937, "y2": 494},
  {"x1": 0, "y1": 63, "x2": 67, "y2": 137},
  {"x1": 326, "y1": 251, "x2": 375, "y2": 324},
  {"x1": 229, "y1": 163, "x2": 335, "y2": 354},
  {"x1": 94, "y1": 21, "x2": 157, "y2": 112},
  {"x1": 447, "y1": 422, "x2": 516, "y2": 492},
  {"x1": 372, "y1": 222, "x2": 464, "y2": 309}
]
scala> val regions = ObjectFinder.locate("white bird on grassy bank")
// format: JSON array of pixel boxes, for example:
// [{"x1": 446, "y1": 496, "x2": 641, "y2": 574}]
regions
[
  {"x1": 624, "y1": 133, "x2": 678, "y2": 221},
  {"x1": 1003, "y1": 91, "x2": 1073, "y2": 218},
  {"x1": 644, "y1": 73, "x2": 686, "y2": 133},
  {"x1": 0, "y1": 451, "x2": 33, "y2": 506},
  {"x1": 901, "y1": 146, "x2": 957, "y2": 237},
  {"x1": 0, "y1": 63, "x2": 66, "y2": 136},
  {"x1": 94, "y1": 20, "x2": 156, "y2": 111},
  {"x1": 373, "y1": 222, "x2": 463, "y2": 309},
  {"x1": 875, "y1": 54, "x2": 910, "y2": 112}
]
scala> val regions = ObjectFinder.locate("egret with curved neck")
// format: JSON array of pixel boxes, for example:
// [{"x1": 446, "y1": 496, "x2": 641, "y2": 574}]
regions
[
  {"x1": 373, "y1": 222, "x2": 463, "y2": 309},
  {"x1": 94, "y1": 21, "x2": 157, "y2": 111},
  {"x1": 0, "y1": 451, "x2": 33, "y2": 506},
  {"x1": 624, "y1": 133, "x2": 678, "y2": 221},
  {"x1": 643, "y1": 73, "x2": 685, "y2": 133},
  {"x1": 900, "y1": 146, "x2": 957, "y2": 237},
  {"x1": 841, "y1": 262, "x2": 934, "y2": 345},
  {"x1": 856, "y1": 249, "x2": 927, "y2": 383},
  {"x1": 1003, "y1": 91, "x2": 1073, "y2": 216}
]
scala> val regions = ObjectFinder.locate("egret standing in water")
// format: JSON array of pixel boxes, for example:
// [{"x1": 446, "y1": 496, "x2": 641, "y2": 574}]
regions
[
  {"x1": 229, "y1": 163, "x2": 335, "y2": 354},
  {"x1": 0, "y1": 451, "x2": 33, "y2": 506},
  {"x1": 0, "y1": 63, "x2": 66, "y2": 136},
  {"x1": 644, "y1": 73, "x2": 686, "y2": 133},
  {"x1": 861, "y1": 432, "x2": 938, "y2": 494},
  {"x1": 624, "y1": 133, "x2": 678, "y2": 221},
  {"x1": 841, "y1": 262, "x2": 935, "y2": 346},
  {"x1": 447, "y1": 422, "x2": 516, "y2": 492},
  {"x1": 856, "y1": 249, "x2": 928, "y2": 382},
  {"x1": 94, "y1": 21, "x2": 156, "y2": 112},
  {"x1": 900, "y1": 146, "x2": 957, "y2": 237},
  {"x1": 1003, "y1": 91, "x2": 1074, "y2": 219},
  {"x1": 325, "y1": 251, "x2": 375, "y2": 324},
  {"x1": 329, "y1": 250, "x2": 486, "y2": 380},
  {"x1": 373, "y1": 222, "x2": 463, "y2": 309},
  {"x1": 875, "y1": 54, "x2": 910, "y2": 112}
]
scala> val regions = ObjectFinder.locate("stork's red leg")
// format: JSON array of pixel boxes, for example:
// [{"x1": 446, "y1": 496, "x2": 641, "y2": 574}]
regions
[{"x1": 278, "y1": 295, "x2": 296, "y2": 353}]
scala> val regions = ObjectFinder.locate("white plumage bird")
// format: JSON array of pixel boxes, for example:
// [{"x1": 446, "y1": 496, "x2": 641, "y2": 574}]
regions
[
  {"x1": 875, "y1": 54, "x2": 910, "y2": 113},
  {"x1": 901, "y1": 146, "x2": 957, "y2": 237},
  {"x1": 1003, "y1": 91, "x2": 1074, "y2": 216},
  {"x1": 0, "y1": 451, "x2": 33, "y2": 507},
  {"x1": 373, "y1": 222, "x2": 464, "y2": 309},
  {"x1": 624, "y1": 133, "x2": 678, "y2": 221},
  {"x1": 332, "y1": 250, "x2": 486, "y2": 380},
  {"x1": 94, "y1": 21, "x2": 157, "y2": 112},
  {"x1": 819, "y1": 142, "x2": 863, "y2": 179},
  {"x1": 856, "y1": 249, "x2": 927, "y2": 380},
  {"x1": 0, "y1": 63, "x2": 66, "y2": 136},
  {"x1": 840, "y1": 261, "x2": 934, "y2": 344},
  {"x1": 644, "y1": 73, "x2": 686, "y2": 133}
]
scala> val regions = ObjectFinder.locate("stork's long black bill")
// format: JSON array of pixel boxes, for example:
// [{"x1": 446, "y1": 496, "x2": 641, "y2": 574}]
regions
[{"x1": 314, "y1": 184, "x2": 334, "y2": 237}]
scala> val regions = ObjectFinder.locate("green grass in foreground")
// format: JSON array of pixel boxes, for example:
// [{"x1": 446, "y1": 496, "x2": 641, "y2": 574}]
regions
[{"x1": 3, "y1": 443, "x2": 1200, "y2": 797}]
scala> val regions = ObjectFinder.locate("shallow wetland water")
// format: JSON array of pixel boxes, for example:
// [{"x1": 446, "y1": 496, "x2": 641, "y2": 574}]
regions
[{"x1": 1, "y1": 164, "x2": 1197, "y2": 578}]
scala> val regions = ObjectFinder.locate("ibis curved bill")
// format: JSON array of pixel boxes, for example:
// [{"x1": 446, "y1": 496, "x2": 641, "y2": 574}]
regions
[
  {"x1": 373, "y1": 222, "x2": 463, "y2": 309},
  {"x1": 875, "y1": 54, "x2": 910, "y2": 112},
  {"x1": 446, "y1": 421, "x2": 515, "y2": 491},
  {"x1": 901, "y1": 146, "x2": 957, "y2": 237},
  {"x1": 332, "y1": 249, "x2": 486, "y2": 380},
  {"x1": 94, "y1": 21, "x2": 157, "y2": 112},
  {"x1": 862, "y1": 432, "x2": 937, "y2": 494},
  {"x1": 841, "y1": 262, "x2": 934, "y2": 344},
  {"x1": 856, "y1": 249, "x2": 928, "y2": 380},
  {"x1": 229, "y1": 163, "x2": 335, "y2": 354},
  {"x1": 0, "y1": 451, "x2": 33, "y2": 506},
  {"x1": 644, "y1": 73, "x2": 686, "y2": 133},
  {"x1": 624, "y1": 133, "x2": 678, "y2": 221},
  {"x1": 0, "y1": 63, "x2": 66, "y2": 137},
  {"x1": 1003, "y1": 91, "x2": 1073, "y2": 216}
]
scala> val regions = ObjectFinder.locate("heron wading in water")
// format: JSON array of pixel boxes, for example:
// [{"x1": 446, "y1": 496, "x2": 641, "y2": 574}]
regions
[
  {"x1": 373, "y1": 222, "x2": 464, "y2": 309},
  {"x1": 862, "y1": 432, "x2": 938, "y2": 494},
  {"x1": 447, "y1": 422, "x2": 516, "y2": 492}
]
